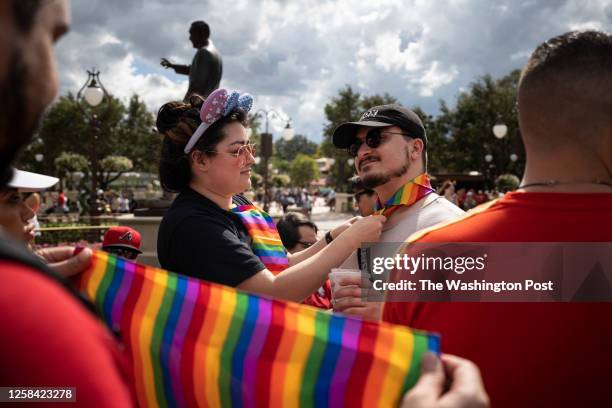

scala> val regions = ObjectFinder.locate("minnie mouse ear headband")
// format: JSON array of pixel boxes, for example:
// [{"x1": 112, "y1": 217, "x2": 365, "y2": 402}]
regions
[{"x1": 183, "y1": 88, "x2": 254, "y2": 154}]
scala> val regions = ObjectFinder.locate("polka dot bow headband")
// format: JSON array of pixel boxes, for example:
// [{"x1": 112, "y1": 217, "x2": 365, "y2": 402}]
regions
[{"x1": 184, "y1": 88, "x2": 254, "y2": 154}]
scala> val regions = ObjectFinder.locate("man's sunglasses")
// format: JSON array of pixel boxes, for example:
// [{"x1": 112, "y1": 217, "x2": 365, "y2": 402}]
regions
[{"x1": 347, "y1": 128, "x2": 411, "y2": 157}]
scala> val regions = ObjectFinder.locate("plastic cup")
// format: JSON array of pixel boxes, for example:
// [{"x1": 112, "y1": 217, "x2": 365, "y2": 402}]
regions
[{"x1": 329, "y1": 268, "x2": 363, "y2": 299}]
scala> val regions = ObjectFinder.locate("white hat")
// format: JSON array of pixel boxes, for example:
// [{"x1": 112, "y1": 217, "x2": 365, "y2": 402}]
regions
[{"x1": 8, "y1": 169, "x2": 59, "y2": 192}]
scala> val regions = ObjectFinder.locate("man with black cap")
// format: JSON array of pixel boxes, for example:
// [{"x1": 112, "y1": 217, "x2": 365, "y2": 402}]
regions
[{"x1": 331, "y1": 104, "x2": 463, "y2": 319}]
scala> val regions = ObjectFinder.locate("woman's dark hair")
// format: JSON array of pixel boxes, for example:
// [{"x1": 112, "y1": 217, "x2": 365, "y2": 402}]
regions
[
  {"x1": 156, "y1": 94, "x2": 248, "y2": 192},
  {"x1": 437, "y1": 179, "x2": 455, "y2": 195},
  {"x1": 276, "y1": 212, "x2": 318, "y2": 251}
]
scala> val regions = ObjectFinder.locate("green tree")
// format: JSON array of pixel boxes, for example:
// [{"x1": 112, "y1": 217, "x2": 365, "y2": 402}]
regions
[
  {"x1": 440, "y1": 70, "x2": 524, "y2": 180},
  {"x1": 289, "y1": 154, "x2": 320, "y2": 188},
  {"x1": 274, "y1": 134, "x2": 317, "y2": 161},
  {"x1": 99, "y1": 155, "x2": 134, "y2": 190},
  {"x1": 54, "y1": 152, "x2": 89, "y2": 190},
  {"x1": 117, "y1": 95, "x2": 160, "y2": 174},
  {"x1": 271, "y1": 174, "x2": 291, "y2": 187},
  {"x1": 16, "y1": 92, "x2": 161, "y2": 185}
]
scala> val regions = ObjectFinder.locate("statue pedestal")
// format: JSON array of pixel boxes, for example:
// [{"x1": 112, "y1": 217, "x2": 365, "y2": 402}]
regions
[{"x1": 116, "y1": 214, "x2": 161, "y2": 267}]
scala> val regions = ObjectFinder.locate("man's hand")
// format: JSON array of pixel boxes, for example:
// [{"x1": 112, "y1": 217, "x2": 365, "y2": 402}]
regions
[
  {"x1": 402, "y1": 353, "x2": 490, "y2": 408},
  {"x1": 332, "y1": 275, "x2": 382, "y2": 321},
  {"x1": 35, "y1": 246, "x2": 92, "y2": 278},
  {"x1": 160, "y1": 58, "x2": 174, "y2": 69}
]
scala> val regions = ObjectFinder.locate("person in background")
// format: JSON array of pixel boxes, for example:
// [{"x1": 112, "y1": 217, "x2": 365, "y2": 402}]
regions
[
  {"x1": 463, "y1": 189, "x2": 477, "y2": 210},
  {"x1": 474, "y1": 189, "x2": 488, "y2": 205},
  {"x1": 102, "y1": 226, "x2": 142, "y2": 261},
  {"x1": 437, "y1": 179, "x2": 458, "y2": 206},
  {"x1": 350, "y1": 175, "x2": 377, "y2": 216},
  {"x1": 24, "y1": 192, "x2": 42, "y2": 238},
  {"x1": 119, "y1": 192, "x2": 130, "y2": 213},
  {"x1": 1, "y1": 169, "x2": 58, "y2": 244},
  {"x1": 276, "y1": 212, "x2": 318, "y2": 253}
]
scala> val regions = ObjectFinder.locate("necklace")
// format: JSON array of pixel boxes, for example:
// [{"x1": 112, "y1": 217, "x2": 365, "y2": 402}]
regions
[{"x1": 519, "y1": 180, "x2": 612, "y2": 189}]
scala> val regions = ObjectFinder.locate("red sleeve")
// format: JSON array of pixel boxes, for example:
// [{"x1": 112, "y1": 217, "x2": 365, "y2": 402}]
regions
[
  {"x1": 0, "y1": 261, "x2": 135, "y2": 407},
  {"x1": 302, "y1": 280, "x2": 333, "y2": 310}
]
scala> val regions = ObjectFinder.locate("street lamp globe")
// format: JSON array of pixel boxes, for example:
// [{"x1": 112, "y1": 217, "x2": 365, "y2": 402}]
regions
[
  {"x1": 492, "y1": 123, "x2": 508, "y2": 139},
  {"x1": 485, "y1": 154, "x2": 493, "y2": 163},
  {"x1": 510, "y1": 153, "x2": 518, "y2": 162},
  {"x1": 282, "y1": 122, "x2": 294, "y2": 141},
  {"x1": 84, "y1": 82, "x2": 104, "y2": 106},
  {"x1": 35, "y1": 153, "x2": 44, "y2": 162},
  {"x1": 347, "y1": 158, "x2": 354, "y2": 166}
]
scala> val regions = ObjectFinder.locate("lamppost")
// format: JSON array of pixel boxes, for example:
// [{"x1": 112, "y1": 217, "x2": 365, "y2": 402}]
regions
[
  {"x1": 76, "y1": 68, "x2": 109, "y2": 218},
  {"x1": 252, "y1": 109, "x2": 294, "y2": 212}
]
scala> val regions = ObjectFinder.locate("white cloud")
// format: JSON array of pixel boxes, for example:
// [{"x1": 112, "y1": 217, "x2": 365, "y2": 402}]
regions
[{"x1": 58, "y1": 0, "x2": 612, "y2": 141}]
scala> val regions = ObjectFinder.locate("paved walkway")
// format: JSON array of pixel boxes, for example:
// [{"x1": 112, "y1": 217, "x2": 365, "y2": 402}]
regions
[{"x1": 265, "y1": 198, "x2": 355, "y2": 232}]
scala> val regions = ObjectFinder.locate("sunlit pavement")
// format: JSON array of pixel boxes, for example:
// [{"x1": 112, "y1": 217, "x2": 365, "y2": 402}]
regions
[{"x1": 264, "y1": 198, "x2": 355, "y2": 232}]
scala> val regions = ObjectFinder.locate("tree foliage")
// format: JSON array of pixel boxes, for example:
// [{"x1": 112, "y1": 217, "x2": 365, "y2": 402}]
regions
[
  {"x1": 289, "y1": 154, "x2": 320, "y2": 188},
  {"x1": 17, "y1": 93, "x2": 160, "y2": 186},
  {"x1": 54, "y1": 152, "x2": 89, "y2": 174},
  {"x1": 274, "y1": 134, "x2": 317, "y2": 162},
  {"x1": 438, "y1": 70, "x2": 524, "y2": 178},
  {"x1": 99, "y1": 155, "x2": 134, "y2": 190}
]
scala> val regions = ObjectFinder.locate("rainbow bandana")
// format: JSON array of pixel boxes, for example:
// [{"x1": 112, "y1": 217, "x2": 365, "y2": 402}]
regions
[
  {"x1": 231, "y1": 204, "x2": 289, "y2": 274},
  {"x1": 374, "y1": 173, "x2": 435, "y2": 218},
  {"x1": 77, "y1": 251, "x2": 440, "y2": 407}
]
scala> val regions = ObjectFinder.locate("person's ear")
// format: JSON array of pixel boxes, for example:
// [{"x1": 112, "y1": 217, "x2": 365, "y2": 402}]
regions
[
  {"x1": 191, "y1": 150, "x2": 210, "y2": 172},
  {"x1": 410, "y1": 139, "x2": 424, "y2": 161}
]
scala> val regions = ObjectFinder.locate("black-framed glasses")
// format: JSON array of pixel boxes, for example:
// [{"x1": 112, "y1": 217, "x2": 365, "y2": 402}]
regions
[
  {"x1": 347, "y1": 128, "x2": 411, "y2": 157},
  {"x1": 297, "y1": 241, "x2": 315, "y2": 248}
]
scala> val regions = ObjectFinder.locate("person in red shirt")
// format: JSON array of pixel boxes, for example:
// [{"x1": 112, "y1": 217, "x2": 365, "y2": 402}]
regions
[
  {"x1": 384, "y1": 30, "x2": 612, "y2": 407},
  {"x1": 0, "y1": 1, "x2": 135, "y2": 406}
]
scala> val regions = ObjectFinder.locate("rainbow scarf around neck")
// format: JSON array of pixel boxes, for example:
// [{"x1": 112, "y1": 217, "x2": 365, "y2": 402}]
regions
[
  {"x1": 374, "y1": 173, "x2": 435, "y2": 217},
  {"x1": 231, "y1": 204, "x2": 289, "y2": 274},
  {"x1": 77, "y1": 251, "x2": 439, "y2": 408}
]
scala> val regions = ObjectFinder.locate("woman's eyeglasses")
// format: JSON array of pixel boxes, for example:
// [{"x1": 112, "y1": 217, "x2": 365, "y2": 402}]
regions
[
  {"x1": 347, "y1": 129, "x2": 411, "y2": 157},
  {"x1": 205, "y1": 143, "x2": 257, "y2": 166}
]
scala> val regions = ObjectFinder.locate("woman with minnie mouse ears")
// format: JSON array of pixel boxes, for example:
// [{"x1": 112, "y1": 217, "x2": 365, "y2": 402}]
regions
[{"x1": 156, "y1": 89, "x2": 386, "y2": 302}]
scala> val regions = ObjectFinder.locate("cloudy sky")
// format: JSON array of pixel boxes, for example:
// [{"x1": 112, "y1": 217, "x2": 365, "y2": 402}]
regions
[{"x1": 57, "y1": 0, "x2": 612, "y2": 141}]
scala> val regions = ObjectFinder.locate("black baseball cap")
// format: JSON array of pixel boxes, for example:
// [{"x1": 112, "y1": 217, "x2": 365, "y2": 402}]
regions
[{"x1": 332, "y1": 104, "x2": 427, "y2": 149}]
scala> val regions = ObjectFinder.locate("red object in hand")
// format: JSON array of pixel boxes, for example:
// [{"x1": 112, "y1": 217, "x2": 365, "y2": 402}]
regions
[{"x1": 72, "y1": 246, "x2": 85, "y2": 256}]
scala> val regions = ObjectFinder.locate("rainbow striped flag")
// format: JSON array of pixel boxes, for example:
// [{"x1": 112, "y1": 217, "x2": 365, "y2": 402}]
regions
[
  {"x1": 77, "y1": 251, "x2": 439, "y2": 407},
  {"x1": 231, "y1": 204, "x2": 289, "y2": 273}
]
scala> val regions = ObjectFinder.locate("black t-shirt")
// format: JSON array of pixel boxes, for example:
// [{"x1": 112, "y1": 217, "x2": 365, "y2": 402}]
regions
[{"x1": 157, "y1": 188, "x2": 265, "y2": 286}]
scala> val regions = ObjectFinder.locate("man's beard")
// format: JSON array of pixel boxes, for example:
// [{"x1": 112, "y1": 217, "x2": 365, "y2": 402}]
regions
[
  {"x1": 0, "y1": 48, "x2": 42, "y2": 189},
  {"x1": 360, "y1": 147, "x2": 411, "y2": 189}
]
